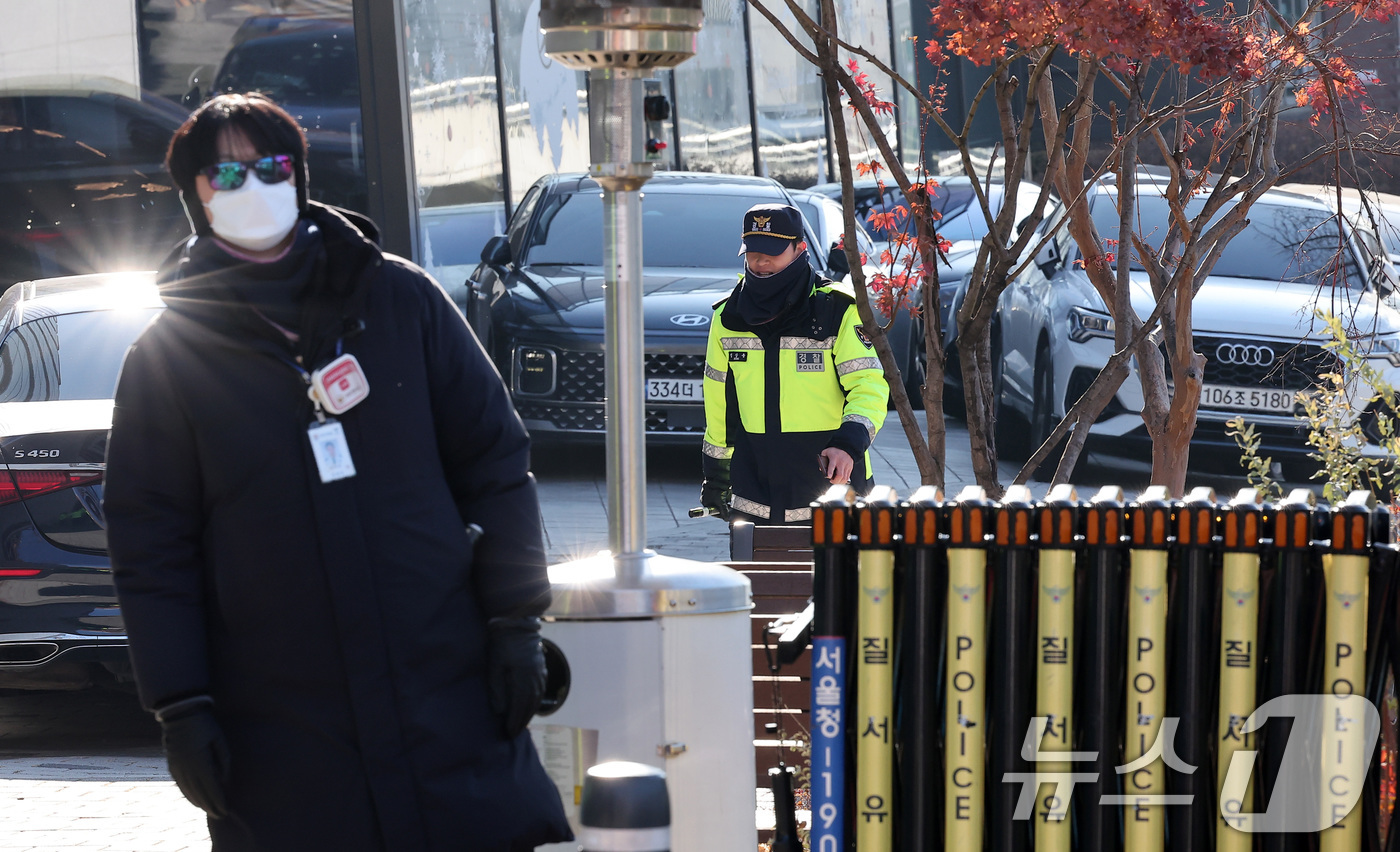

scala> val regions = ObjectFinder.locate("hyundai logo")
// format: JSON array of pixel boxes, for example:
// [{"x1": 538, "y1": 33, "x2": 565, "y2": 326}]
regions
[
  {"x1": 1215, "y1": 343, "x2": 1276, "y2": 367},
  {"x1": 670, "y1": 314, "x2": 709, "y2": 327}
]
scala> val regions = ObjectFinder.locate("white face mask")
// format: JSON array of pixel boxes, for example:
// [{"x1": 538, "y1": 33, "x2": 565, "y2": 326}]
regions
[{"x1": 206, "y1": 177, "x2": 299, "y2": 252}]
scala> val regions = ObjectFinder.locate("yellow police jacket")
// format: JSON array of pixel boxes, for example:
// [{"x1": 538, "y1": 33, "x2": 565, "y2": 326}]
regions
[{"x1": 702, "y1": 276, "x2": 888, "y2": 522}]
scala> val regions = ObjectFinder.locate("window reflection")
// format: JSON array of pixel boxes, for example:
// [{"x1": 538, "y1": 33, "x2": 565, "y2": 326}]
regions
[
  {"x1": 140, "y1": 2, "x2": 368, "y2": 214},
  {"x1": 674, "y1": 0, "x2": 755, "y2": 175},
  {"x1": 402, "y1": 0, "x2": 506, "y2": 303},
  {"x1": 837, "y1": 0, "x2": 896, "y2": 168},
  {"x1": 1088, "y1": 197, "x2": 1365, "y2": 291},
  {"x1": 749, "y1": 0, "x2": 825, "y2": 187},
  {"x1": 890, "y1": 0, "x2": 920, "y2": 167},
  {"x1": 498, "y1": 0, "x2": 590, "y2": 203},
  {"x1": 0, "y1": 309, "x2": 162, "y2": 402},
  {"x1": 0, "y1": 85, "x2": 189, "y2": 288}
]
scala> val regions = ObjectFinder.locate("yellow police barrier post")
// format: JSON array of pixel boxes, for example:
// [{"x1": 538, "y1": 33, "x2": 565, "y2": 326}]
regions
[
  {"x1": 1035, "y1": 483, "x2": 1079, "y2": 852},
  {"x1": 1319, "y1": 491, "x2": 1372, "y2": 852},
  {"x1": 1217, "y1": 488, "x2": 1264, "y2": 851},
  {"x1": 946, "y1": 485, "x2": 993, "y2": 850},
  {"x1": 1124, "y1": 486, "x2": 1172, "y2": 852},
  {"x1": 855, "y1": 486, "x2": 898, "y2": 851}
]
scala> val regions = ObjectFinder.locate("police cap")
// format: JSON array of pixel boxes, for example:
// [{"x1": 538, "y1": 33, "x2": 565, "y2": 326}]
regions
[{"x1": 738, "y1": 203, "x2": 804, "y2": 256}]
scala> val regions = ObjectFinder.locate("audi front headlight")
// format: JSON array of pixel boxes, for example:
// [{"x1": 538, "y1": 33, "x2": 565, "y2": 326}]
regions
[
  {"x1": 1068, "y1": 306, "x2": 1115, "y2": 343},
  {"x1": 1366, "y1": 334, "x2": 1400, "y2": 368}
]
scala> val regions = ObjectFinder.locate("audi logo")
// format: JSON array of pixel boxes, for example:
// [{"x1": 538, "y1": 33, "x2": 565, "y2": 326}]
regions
[
  {"x1": 1215, "y1": 343, "x2": 1276, "y2": 367},
  {"x1": 670, "y1": 314, "x2": 709, "y2": 327}
]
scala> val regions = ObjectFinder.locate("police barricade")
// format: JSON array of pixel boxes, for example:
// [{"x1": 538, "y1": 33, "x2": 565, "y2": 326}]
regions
[{"x1": 805, "y1": 482, "x2": 1400, "y2": 852}]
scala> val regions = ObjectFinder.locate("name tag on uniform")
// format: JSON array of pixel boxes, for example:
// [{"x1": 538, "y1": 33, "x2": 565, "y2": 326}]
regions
[
  {"x1": 309, "y1": 420, "x2": 356, "y2": 483},
  {"x1": 729, "y1": 351, "x2": 747, "y2": 362},
  {"x1": 796, "y1": 351, "x2": 824, "y2": 372},
  {"x1": 310, "y1": 353, "x2": 370, "y2": 415}
]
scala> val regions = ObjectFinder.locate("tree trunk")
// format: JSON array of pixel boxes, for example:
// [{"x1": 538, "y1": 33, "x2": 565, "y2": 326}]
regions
[
  {"x1": 1150, "y1": 412, "x2": 1194, "y2": 497},
  {"x1": 1151, "y1": 348, "x2": 1205, "y2": 496},
  {"x1": 919, "y1": 280, "x2": 947, "y2": 491},
  {"x1": 958, "y1": 312, "x2": 1004, "y2": 498},
  {"x1": 913, "y1": 189, "x2": 948, "y2": 491},
  {"x1": 812, "y1": 0, "x2": 940, "y2": 488},
  {"x1": 1050, "y1": 361, "x2": 1129, "y2": 485}
]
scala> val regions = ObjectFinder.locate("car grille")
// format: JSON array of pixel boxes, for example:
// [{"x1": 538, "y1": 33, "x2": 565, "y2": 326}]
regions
[
  {"x1": 556, "y1": 352, "x2": 707, "y2": 403},
  {"x1": 1197, "y1": 336, "x2": 1333, "y2": 390},
  {"x1": 515, "y1": 403, "x2": 703, "y2": 433}
]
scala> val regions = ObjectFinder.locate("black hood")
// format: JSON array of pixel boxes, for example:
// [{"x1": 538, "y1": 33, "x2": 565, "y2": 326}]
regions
[{"x1": 155, "y1": 202, "x2": 383, "y2": 364}]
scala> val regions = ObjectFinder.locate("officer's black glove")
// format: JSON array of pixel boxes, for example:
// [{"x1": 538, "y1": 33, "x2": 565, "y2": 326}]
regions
[
  {"x1": 701, "y1": 454, "x2": 732, "y2": 520},
  {"x1": 154, "y1": 695, "x2": 230, "y2": 819},
  {"x1": 487, "y1": 616, "x2": 547, "y2": 740},
  {"x1": 700, "y1": 479, "x2": 732, "y2": 520}
]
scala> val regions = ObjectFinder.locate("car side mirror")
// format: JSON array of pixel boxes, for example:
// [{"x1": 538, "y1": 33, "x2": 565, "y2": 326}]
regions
[
  {"x1": 826, "y1": 243, "x2": 850, "y2": 278},
  {"x1": 481, "y1": 234, "x2": 511, "y2": 269},
  {"x1": 1033, "y1": 240, "x2": 1060, "y2": 275}
]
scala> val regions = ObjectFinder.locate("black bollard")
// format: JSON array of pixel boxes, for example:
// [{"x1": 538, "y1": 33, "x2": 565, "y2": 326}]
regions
[
  {"x1": 767, "y1": 765, "x2": 801, "y2": 852},
  {"x1": 1167, "y1": 486, "x2": 1219, "y2": 852},
  {"x1": 1216, "y1": 488, "x2": 1265, "y2": 851},
  {"x1": 1259, "y1": 488, "x2": 1317, "y2": 852},
  {"x1": 577, "y1": 761, "x2": 670, "y2": 852},
  {"x1": 944, "y1": 485, "x2": 994, "y2": 850},
  {"x1": 1121, "y1": 485, "x2": 1173, "y2": 849},
  {"x1": 809, "y1": 484, "x2": 855, "y2": 852},
  {"x1": 988, "y1": 484, "x2": 1037, "y2": 852},
  {"x1": 1075, "y1": 485, "x2": 1127, "y2": 852},
  {"x1": 1319, "y1": 492, "x2": 1375, "y2": 846},
  {"x1": 1033, "y1": 483, "x2": 1082, "y2": 846},
  {"x1": 1362, "y1": 501, "x2": 1397, "y2": 852},
  {"x1": 898, "y1": 484, "x2": 944, "y2": 852}
]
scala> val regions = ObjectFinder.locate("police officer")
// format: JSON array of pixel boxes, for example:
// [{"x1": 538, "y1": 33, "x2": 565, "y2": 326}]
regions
[{"x1": 699, "y1": 203, "x2": 889, "y2": 524}]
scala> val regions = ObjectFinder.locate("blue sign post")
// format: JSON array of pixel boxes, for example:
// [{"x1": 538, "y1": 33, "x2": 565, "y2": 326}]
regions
[{"x1": 810, "y1": 635, "x2": 846, "y2": 852}]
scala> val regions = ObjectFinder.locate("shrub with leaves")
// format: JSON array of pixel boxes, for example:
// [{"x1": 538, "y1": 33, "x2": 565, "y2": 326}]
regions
[
  {"x1": 1224, "y1": 415, "x2": 1283, "y2": 501},
  {"x1": 1231, "y1": 311, "x2": 1400, "y2": 503}
]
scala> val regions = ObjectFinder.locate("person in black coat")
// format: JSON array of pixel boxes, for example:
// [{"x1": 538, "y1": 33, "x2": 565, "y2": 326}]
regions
[{"x1": 103, "y1": 93, "x2": 572, "y2": 851}]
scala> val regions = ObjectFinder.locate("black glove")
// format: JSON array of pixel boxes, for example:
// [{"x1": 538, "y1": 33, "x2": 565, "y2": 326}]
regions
[
  {"x1": 486, "y1": 616, "x2": 547, "y2": 739},
  {"x1": 700, "y1": 479, "x2": 732, "y2": 519},
  {"x1": 155, "y1": 695, "x2": 230, "y2": 819},
  {"x1": 701, "y1": 454, "x2": 732, "y2": 520}
]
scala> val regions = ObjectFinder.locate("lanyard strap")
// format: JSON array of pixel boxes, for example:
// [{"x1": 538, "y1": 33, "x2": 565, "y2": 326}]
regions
[{"x1": 274, "y1": 338, "x2": 345, "y2": 423}]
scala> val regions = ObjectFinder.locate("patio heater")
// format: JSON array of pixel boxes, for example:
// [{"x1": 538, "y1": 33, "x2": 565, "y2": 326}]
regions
[
  {"x1": 540, "y1": 0, "x2": 701, "y2": 567},
  {"x1": 530, "y1": 4, "x2": 758, "y2": 851}
]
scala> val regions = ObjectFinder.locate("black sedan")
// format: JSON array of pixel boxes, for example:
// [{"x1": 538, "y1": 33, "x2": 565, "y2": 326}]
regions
[
  {"x1": 468, "y1": 171, "x2": 860, "y2": 441},
  {"x1": 0, "y1": 272, "x2": 162, "y2": 690}
]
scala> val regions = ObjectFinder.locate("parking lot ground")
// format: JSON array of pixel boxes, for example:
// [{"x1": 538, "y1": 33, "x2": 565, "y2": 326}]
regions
[{"x1": 0, "y1": 412, "x2": 1275, "y2": 850}]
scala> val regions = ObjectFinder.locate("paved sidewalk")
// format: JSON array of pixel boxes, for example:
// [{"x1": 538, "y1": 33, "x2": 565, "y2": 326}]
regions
[{"x1": 533, "y1": 411, "x2": 1034, "y2": 565}]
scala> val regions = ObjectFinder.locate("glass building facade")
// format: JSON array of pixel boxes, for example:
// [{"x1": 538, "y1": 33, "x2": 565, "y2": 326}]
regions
[{"x1": 0, "y1": 0, "x2": 918, "y2": 293}]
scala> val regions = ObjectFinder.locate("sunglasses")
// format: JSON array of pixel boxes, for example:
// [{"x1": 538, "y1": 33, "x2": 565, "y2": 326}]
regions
[{"x1": 200, "y1": 154, "x2": 295, "y2": 192}]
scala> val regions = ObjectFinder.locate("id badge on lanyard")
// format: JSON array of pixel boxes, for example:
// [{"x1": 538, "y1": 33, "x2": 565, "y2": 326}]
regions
[{"x1": 304, "y1": 353, "x2": 370, "y2": 483}]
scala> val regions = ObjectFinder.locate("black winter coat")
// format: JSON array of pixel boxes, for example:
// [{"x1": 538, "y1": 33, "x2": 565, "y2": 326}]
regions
[{"x1": 104, "y1": 204, "x2": 572, "y2": 851}]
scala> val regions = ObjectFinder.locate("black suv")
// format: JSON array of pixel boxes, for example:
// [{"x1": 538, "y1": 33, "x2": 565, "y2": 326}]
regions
[{"x1": 468, "y1": 171, "x2": 853, "y2": 441}]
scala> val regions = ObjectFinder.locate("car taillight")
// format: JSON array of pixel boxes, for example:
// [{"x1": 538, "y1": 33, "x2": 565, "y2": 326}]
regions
[{"x1": 0, "y1": 470, "x2": 103, "y2": 506}]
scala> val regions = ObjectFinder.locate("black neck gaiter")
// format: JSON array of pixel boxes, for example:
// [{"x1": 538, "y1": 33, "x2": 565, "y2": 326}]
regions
[
  {"x1": 734, "y1": 251, "x2": 812, "y2": 327},
  {"x1": 187, "y1": 219, "x2": 324, "y2": 331}
]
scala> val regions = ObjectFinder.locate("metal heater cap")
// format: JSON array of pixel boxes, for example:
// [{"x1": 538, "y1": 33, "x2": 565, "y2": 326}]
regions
[{"x1": 540, "y1": 0, "x2": 704, "y2": 69}]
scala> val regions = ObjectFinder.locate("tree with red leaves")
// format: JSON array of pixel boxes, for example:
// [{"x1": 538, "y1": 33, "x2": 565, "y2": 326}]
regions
[{"x1": 752, "y1": 0, "x2": 1400, "y2": 496}]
